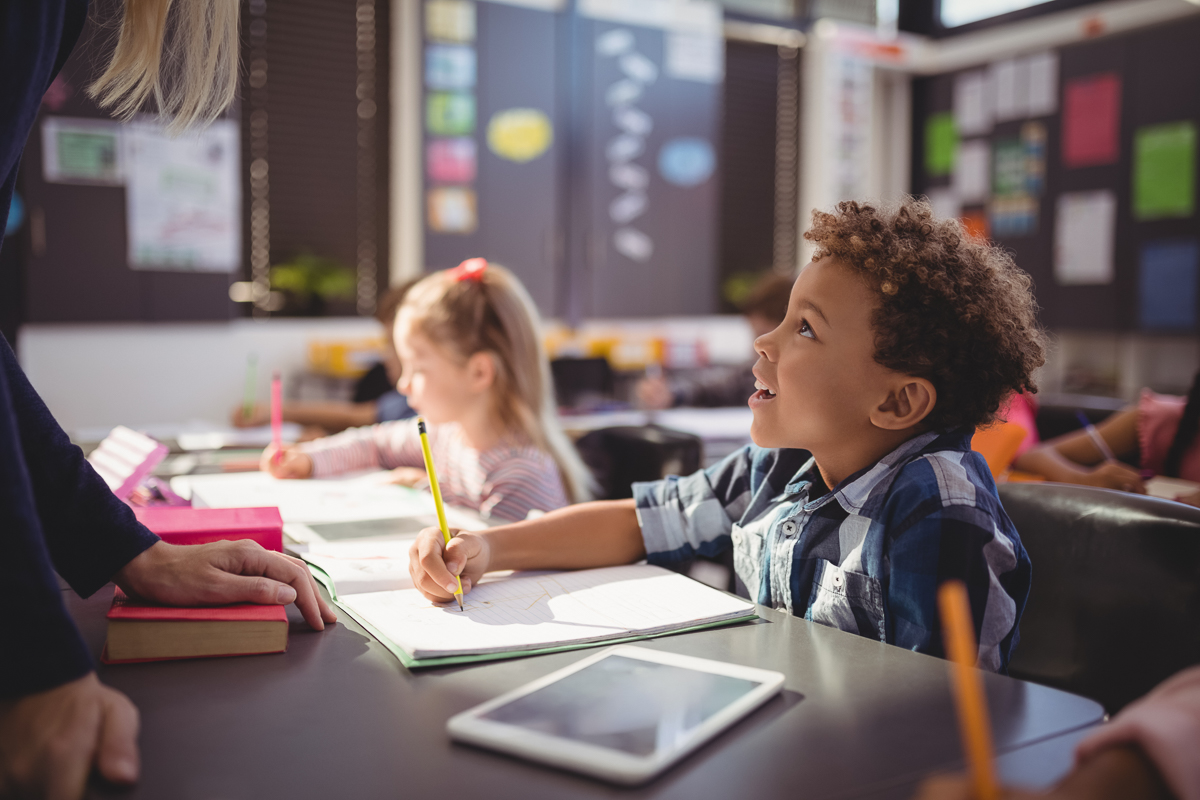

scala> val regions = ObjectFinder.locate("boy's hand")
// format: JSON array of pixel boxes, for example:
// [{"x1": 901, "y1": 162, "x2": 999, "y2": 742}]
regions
[
  {"x1": 116, "y1": 540, "x2": 337, "y2": 630},
  {"x1": 911, "y1": 775, "x2": 1039, "y2": 800},
  {"x1": 409, "y1": 527, "x2": 492, "y2": 602},
  {"x1": 260, "y1": 444, "x2": 313, "y2": 478},
  {"x1": 0, "y1": 673, "x2": 139, "y2": 800},
  {"x1": 1083, "y1": 461, "x2": 1146, "y2": 494}
]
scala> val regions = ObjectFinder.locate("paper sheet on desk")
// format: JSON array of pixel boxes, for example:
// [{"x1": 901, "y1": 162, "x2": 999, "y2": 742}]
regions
[
  {"x1": 173, "y1": 470, "x2": 483, "y2": 530},
  {"x1": 1145, "y1": 476, "x2": 1200, "y2": 501},
  {"x1": 303, "y1": 540, "x2": 417, "y2": 595},
  {"x1": 338, "y1": 565, "x2": 756, "y2": 662}
]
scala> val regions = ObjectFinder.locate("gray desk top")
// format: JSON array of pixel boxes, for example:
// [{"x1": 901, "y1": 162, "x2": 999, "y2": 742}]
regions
[{"x1": 73, "y1": 586, "x2": 1103, "y2": 800}]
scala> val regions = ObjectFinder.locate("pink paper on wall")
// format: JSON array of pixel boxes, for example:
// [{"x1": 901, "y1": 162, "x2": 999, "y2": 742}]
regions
[
  {"x1": 426, "y1": 137, "x2": 476, "y2": 183},
  {"x1": 1063, "y1": 73, "x2": 1121, "y2": 168}
]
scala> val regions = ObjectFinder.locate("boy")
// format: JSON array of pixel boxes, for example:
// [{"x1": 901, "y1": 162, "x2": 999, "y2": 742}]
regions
[{"x1": 408, "y1": 198, "x2": 1046, "y2": 673}]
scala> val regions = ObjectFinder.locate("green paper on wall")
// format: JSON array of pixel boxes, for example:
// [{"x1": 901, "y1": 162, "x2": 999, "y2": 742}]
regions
[
  {"x1": 925, "y1": 113, "x2": 958, "y2": 177},
  {"x1": 1134, "y1": 122, "x2": 1195, "y2": 220},
  {"x1": 426, "y1": 92, "x2": 476, "y2": 136}
]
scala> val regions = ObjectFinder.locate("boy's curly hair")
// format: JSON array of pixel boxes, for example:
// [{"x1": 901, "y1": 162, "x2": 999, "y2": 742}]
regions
[{"x1": 804, "y1": 197, "x2": 1046, "y2": 432}]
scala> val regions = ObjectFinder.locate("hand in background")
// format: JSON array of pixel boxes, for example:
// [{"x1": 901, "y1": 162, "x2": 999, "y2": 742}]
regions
[
  {"x1": 1083, "y1": 461, "x2": 1146, "y2": 494},
  {"x1": 260, "y1": 443, "x2": 313, "y2": 478},
  {"x1": 0, "y1": 673, "x2": 138, "y2": 800},
  {"x1": 231, "y1": 403, "x2": 270, "y2": 428},
  {"x1": 409, "y1": 527, "x2": 491, "y2": 602},
  {"x1": 634, "y1": 376, "x2": 673, "y2": 410},
  {"x1": 387, "y1": 466, "x2": 428, "y2": 488},
  {"x1": 1174, "y1": 489, "x2": 1200, "y2": 508},
  {"x1": 911, "y1": 775, "x2": 1039, "y2": 800},
  {"x1": 116, "y1": 540, "x2": 337, "y2": 631}
]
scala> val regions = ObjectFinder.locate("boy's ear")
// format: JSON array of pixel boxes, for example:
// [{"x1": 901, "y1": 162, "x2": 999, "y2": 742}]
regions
[
  {"x1": 871, "y1": 377, "x2": 937, "y2": 431},
  {"x1": 465, "y1": 351, "x2": 497, "y2": 393}
]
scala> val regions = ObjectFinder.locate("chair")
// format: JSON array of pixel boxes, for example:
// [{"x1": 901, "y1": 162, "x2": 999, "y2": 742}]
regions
[
  {"x1": 998, "y1": 482, "x2": 1200, "y2": 713},
  {"x1": 574, "y1": 425, "x2": 702, "y2": 500}
]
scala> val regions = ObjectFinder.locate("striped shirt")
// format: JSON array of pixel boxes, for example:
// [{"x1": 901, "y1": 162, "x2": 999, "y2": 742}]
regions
[
  {"x1": 633, "y1": 428, "x2": 1031, "y2": 673},
  {"x1": 299, "y1": 421, "x2": 568, "y2": 523}
]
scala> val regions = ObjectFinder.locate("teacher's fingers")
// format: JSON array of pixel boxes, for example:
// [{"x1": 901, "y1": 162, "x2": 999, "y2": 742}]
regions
[
  {"x1": 94, "y1": 688, "x2": 140, "y2": 786},
  {"x1": 213, "y1": 542, "x2": 333, "y2": 630}
]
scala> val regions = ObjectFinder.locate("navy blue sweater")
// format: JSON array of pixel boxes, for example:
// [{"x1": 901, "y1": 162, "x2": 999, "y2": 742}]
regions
[{"x1": 1, "y1": 0, "x2": 159, "y2": 698}]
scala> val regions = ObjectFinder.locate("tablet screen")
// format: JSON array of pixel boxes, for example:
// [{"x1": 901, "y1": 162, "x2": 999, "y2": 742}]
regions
[{"x1": 480, "y1": 654, "x2": 763, "y2": 757}]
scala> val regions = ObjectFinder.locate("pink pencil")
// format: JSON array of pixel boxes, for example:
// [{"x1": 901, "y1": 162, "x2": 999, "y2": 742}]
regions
[{"x1": 270, "y1": 371, "x2": 282, "y2": 464}]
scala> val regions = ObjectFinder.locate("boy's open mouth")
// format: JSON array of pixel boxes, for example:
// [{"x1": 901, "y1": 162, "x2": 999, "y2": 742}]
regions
[{"x1": 752, "y1": 379, "x2": 777, "y2": 401}]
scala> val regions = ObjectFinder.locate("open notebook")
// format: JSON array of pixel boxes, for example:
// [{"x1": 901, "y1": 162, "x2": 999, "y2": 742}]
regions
[{"x1": 303, "y1": 546, "x2": 757, "y2": 668}]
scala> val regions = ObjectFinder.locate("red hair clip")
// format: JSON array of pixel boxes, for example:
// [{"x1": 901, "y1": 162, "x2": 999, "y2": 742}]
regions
[{"x1": 450, "y1": 257, "x2": 487, "y2": 283}]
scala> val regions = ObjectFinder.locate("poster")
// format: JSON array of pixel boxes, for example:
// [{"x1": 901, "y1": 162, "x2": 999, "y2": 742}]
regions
[
  {"x1": 124, "y1": 119, "x2": 240, "y2": 272},
  {"x1": 925, "y1": 113, "x2": 958, "y2": 177},
  {"x1": 425, "y1": 45, "x2": 476, "y2": 90},
  {"x1": 1063, "y1": 73, "x2": 1120, "y2": 168},
  {"x1": 1140, "y1": 240, "x2": 1198, "y2": 329},
  {"x1": 954, "y1": 139, "x2": 990, "y2": 204},
  {"x1": 426, "y1": 92, "x2": 476, "y2": 135},
  {"x1": 953, "y1": 70, "x2": 991, "y2": 137},
  {"x1": 1134, "y1": 121, "x2": 1196, "y2": 220},
  {"x1": 1025, "y1": 51, "x2": 1058, "y2": 117},
  {"x1": 425, "y1": 0, "x2": 476, "y2": 42},
  {"x1": 427, "y1": 186, "x2": 477, "y2": 233},
  {"x1": 426, "y1": 137, "x2": 477, "y2": 182},
  {"x1": 1054, "y1": 191, "x2": 1116, "y2": 285},
  {"x1": 41, "y1": 117, "x2": 123, "y2": 185}
]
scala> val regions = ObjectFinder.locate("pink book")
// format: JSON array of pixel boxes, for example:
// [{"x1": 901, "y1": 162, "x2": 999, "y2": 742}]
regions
[{"x1": 133, "y1": 506, "x2": 284, "y2": 552}]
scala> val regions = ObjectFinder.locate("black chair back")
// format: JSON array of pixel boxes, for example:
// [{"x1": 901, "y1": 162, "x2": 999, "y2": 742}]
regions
[
  {"x1": 998, "y1": 482, "x2": 1200, "y2": 712},
  {"x1": 574, "y1": 425, "x2": 702, "y2": 500}
]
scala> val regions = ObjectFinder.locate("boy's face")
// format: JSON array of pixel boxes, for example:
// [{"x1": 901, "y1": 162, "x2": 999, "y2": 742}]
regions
[{"x1": 749, "y1": 258, "x2": 895, "y2": 455}]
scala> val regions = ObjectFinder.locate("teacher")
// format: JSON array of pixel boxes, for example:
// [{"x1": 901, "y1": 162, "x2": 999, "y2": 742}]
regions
[{"x1": 0, "y1": 3, "x2": 336, "y2": 798}]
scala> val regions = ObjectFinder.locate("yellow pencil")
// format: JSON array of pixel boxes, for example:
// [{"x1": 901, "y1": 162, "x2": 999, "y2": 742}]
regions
[
  {"x1": 938, "y1": 580, "x2": 998, "y2": 800},
  {"x1": 417, "y1": 417, "x2": 464, "y2": 611}
]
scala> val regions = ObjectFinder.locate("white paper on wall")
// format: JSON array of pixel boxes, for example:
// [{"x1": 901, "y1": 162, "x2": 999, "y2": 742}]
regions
[
  {"x1": 1026, "y1": 51, "x2": 1058, "y2": 117},
  {"x1": 124, "y1": 119, "x2": 241, "y2": 272},
  {"x1": 954, "y1": 70, "x2": 992, "y2": 136},
  {"x1": 1054, "y1": 190, "x2": 1116, "y2": 285},
  {"x1": 954, "y1": 139, "x2": 991, "y2": 204}
]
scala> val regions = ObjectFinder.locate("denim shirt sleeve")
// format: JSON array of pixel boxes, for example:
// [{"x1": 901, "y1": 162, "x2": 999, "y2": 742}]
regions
[{"x1": 631, "y1": 445, "x2": 759, "y2": 565}]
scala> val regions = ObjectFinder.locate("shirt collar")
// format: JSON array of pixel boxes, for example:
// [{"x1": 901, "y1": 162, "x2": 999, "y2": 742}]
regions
[{"x1": 783, "y1": 427, "x2": 974, "y2": 514}]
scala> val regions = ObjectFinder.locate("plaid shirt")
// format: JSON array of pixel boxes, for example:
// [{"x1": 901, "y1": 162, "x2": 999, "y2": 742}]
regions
[{"x1": 633, "y1": 429, "x2": 1031, "y2": 673}]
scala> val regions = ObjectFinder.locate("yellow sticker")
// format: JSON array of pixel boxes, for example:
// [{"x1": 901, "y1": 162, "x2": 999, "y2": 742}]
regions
[{"x1": 486, "y1": 109, "x2": 553, "y2": 163}]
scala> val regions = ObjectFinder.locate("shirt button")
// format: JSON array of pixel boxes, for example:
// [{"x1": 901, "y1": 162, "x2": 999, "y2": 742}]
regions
[
  {"x1": 833, "y1": 574, "x2": 843, "y2": 586},
  {"x1": 782, "y1": 520, "x2": 797, "y2": 537}
]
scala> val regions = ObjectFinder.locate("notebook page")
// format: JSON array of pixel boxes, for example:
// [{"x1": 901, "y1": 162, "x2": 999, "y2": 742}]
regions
[{"x1": 340, "y1": 564, "x2": 756, "y2": 659}]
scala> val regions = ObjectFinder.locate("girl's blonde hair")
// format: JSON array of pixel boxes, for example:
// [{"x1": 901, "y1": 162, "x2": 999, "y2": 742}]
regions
[
  {"x1": 89, "y1": 0, "x2": 240, "y2": 132},
  {"x1": 400, "y1": 263, "x2": 594, "y2": 504}
]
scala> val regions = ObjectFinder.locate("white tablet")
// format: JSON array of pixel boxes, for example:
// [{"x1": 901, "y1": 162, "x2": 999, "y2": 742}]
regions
[{"x1": 446, "y1": 646, "x2": 785, "y2": 785}]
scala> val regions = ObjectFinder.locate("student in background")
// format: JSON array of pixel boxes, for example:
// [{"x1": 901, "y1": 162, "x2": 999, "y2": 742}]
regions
[
  {"x1": 1013, "y1": 370, "x2": 1200, "y2": 505},
  {"x1": 635, "y1": 272, "x2": 792, "y2": 409},
  {"x1": 913, "y1": 664, "x2": 1200, "y2": 800},
  {"x1": 407, "y1": 199, "x2": 1044, "y2": 673},
  {"x1": 232, "y1": 283, "x2": 416, "y2": 438},
  {"x1": 1, "y1": 3, "x2": 336, "y2": 798},
  {"x1": 263, "y1": 259, "x2": 593, "y2": 522}
]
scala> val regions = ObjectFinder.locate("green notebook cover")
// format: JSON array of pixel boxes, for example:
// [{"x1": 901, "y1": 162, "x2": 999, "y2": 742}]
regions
[{"x1": 307, "y1": 563, "x2": 758, "y2": 670}]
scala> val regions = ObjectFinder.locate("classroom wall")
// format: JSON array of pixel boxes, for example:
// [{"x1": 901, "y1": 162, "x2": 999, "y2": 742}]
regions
[{"x1": 18, "y1": 315, "x2": 754, "y2": 434}]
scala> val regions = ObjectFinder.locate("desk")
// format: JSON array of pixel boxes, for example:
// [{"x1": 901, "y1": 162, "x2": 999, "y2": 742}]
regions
[{"x1": 75, "y1": 586, "x2": 1103, "y2": 800}]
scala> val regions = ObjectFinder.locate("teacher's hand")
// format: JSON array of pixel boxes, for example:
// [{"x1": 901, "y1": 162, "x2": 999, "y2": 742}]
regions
[
  {"x1": 0, "y1": 673, "x2": 138, "y2": 800},
  {"x1": 116, "y1": 540, "x2": 337, "y2": 630}
]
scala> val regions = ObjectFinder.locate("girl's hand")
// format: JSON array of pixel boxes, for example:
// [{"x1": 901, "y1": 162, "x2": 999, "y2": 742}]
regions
[
  {"x1": 387, "y1": 466, "x2": 428, "y2": 488},
  {"x1": 260, "y1": 444, "x2": 313, "y2": 478},
  {"x1": 1175, "y1": 489, "x2": 1200, "y2": 508},
  {"x1": 1083, "y1": 461, "x2": 1146, "y2": 494},
  {"x1": 116, "y1": 540, "x2": 337, "y2": 630},
  {"x1": 408, "y1": 527, "x2": 492, "y2": 603}
]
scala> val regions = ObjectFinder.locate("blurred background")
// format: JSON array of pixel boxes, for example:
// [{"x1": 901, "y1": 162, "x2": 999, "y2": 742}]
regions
[{"x1": 5, "y1": 0, "x2": 1200, "y2": 434}]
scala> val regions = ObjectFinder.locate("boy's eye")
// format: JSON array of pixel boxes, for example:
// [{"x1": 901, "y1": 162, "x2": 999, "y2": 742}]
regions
[{"x1": 799, "y1": 319, "x2": 815, "y2": 339}]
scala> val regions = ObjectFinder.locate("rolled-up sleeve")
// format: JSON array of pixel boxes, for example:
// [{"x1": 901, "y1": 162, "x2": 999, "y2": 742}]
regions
[{"x1": 632, "y1": 446, "x2": 757, "y2": 565}]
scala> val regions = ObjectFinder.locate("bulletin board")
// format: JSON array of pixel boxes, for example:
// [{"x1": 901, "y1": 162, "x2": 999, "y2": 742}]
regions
[{"x1": 911, "y1": 15, "x2": 1200, "y2": 334}]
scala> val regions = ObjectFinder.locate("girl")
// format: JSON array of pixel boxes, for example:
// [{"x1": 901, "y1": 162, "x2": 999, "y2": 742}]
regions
[
  {"x1": 263, "y1": 259, "x2": 592, "y2": 522},
  {"x1": 1013, "y1": 370, "x2": 1200, "y2": 505}
]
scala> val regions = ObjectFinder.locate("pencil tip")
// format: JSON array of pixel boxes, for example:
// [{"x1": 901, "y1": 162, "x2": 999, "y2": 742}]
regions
[{"x1": 457, "y1": 596, "x2": 465, "y2": 611}]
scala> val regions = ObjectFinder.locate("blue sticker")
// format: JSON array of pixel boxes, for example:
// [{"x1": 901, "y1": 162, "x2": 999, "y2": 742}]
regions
[
  {"x1": 425, "y1": 45, "x2": 476, "y2": 91},
  {"x1": 4, "y1": 192, "x2": 23, "y2": 237},
  {"x1": 657, "y1": 137, "x2": 715, "y2": 188},
  {"x1": 1140, "y1": 240, "x2": 1198, "y2": 330}
]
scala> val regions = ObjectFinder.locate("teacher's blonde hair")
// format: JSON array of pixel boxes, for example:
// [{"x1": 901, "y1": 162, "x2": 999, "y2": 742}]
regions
[{"x1": 89, "y1": 0, "x2": 239, "y2": 132}]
